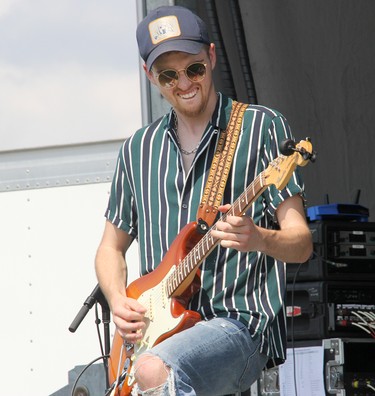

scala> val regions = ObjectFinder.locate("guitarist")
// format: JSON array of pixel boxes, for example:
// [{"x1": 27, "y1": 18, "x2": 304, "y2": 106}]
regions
[{"x1": 95, "y1": 5, "x2": 313, "y2": 396}]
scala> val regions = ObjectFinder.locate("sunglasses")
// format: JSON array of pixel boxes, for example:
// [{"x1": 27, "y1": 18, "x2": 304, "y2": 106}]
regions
[{"x1": 154, "y1": 62, "x2": 207, "y2": 89}]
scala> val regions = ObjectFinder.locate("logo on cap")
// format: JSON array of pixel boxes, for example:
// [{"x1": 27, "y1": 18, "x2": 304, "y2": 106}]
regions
[{"x1": 148, "y1": 16, "x2": 181, "y2": 45}]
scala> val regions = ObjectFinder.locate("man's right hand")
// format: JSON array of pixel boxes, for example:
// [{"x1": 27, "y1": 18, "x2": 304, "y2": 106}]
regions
[{"x1": 110, "y1": 294, "x2": 147, "y2": 343}]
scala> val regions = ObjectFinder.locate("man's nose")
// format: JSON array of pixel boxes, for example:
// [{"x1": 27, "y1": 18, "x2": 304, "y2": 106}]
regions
[{"x1": 176, "y1": 70, "x2": 192, "y2": 88}]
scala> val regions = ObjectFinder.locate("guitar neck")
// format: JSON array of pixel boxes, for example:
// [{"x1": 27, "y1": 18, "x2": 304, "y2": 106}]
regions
[{"x1": 166, "y1": 170, "x2": 267, "y2": 297}]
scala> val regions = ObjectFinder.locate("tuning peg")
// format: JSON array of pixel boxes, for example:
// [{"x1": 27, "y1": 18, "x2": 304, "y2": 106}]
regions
[
  {"x1": 310, "y1": 151, "x2": 317, "y2": 163},
  {"x1": 301, "y1": 149, "x2": 317, "y2": 162},
  {"x1": 279, "y1": 139, "x2": 296, "y2": 156},
  {"x1": 304, "y1": 138, "x2": 316, "y2": 162}
]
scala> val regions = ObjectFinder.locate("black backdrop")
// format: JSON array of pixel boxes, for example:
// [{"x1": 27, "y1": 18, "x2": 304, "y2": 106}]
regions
[{"x1": 179, "y1": 0, "x2": 375, "y2": 221}]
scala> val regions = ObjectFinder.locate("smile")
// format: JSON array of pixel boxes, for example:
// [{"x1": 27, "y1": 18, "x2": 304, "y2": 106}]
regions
[{"x1": 179, "y1": 88, "x2": 199, "y2": 99}]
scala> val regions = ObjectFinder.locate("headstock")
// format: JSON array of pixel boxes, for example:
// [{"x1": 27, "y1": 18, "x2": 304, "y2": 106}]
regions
[{"x1": 264, "y1": 138, "x2": 316, "y2": 190}]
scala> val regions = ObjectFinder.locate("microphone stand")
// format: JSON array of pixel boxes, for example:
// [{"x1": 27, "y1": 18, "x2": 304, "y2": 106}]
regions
[{"x1": 69, "y1": 284, "x2": 111, "y2": 389}]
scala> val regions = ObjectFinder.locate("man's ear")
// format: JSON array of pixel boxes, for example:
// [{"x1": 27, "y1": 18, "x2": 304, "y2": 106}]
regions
[
  {"x1": 143, "y1": 64, "x2": 157, "y2": 86},
  {"x1": 208, "y1": 43, "x2": 217, "y2": 70}
]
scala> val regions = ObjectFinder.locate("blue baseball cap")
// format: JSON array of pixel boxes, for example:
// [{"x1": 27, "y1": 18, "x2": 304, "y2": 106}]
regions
[{"x1": 136, "y1": 5, "x2": 210, "y2": 70}]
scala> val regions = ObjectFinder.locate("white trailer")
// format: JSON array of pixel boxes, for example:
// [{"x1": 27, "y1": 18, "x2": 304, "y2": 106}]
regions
[{"x1": 0, "y1": 142, "x2": 144, "y2": 395}]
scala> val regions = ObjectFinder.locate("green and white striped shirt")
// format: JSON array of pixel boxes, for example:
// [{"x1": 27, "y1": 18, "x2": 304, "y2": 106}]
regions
[{"x1": 106, "y1": 93, "x2": 304, "y2": 365}]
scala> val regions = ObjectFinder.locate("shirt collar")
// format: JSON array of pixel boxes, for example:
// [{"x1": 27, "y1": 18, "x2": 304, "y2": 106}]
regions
[{"x1": 211, "y1": 92, "x2": 233, "y2": 131}]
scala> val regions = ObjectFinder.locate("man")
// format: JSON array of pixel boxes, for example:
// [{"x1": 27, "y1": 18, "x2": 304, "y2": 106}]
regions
[{"x1": 95, "y1": 5, "x2": 312, "y2": 396}]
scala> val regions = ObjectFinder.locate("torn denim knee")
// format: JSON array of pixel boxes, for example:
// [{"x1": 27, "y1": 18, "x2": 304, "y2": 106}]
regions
[{"x1": 131, "y1": 364, "x2": 176, "y2": 396}]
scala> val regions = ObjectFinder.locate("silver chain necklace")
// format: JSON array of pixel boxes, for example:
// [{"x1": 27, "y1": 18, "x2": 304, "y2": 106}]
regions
[{"x1": 173, "y1": 112, "x2": 199, "y2": 156}]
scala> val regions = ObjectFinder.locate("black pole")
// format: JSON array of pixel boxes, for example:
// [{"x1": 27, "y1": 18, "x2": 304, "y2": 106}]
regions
[{"x1": 69, "y1": 284, "x2": 111, "y2": 389}]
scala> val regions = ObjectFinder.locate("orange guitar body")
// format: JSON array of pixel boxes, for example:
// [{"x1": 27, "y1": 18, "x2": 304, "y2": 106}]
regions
[{"x1": 108, "y1": 221, "x2": 204, "y2": 396}]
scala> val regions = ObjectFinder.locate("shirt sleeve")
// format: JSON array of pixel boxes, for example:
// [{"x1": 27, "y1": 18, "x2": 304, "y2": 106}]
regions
[{"x1": 105, "y1": 140, "x2": 138, "y2": 238}]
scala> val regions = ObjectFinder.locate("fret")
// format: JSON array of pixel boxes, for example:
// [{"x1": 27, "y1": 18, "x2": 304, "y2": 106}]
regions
[
  {"x1": 167, "y1": 278, "x2": 172, "y2": 296},
  {"x1": 190, "y1": 253, "x2": 195, "y2": 271},
  {"x1": 196, "y1": 246, "x2": 201, "y2": 262},
  {"x1": 183, "y1": 256, "x2": 189, "y2": 274},
  {"x1": 169, "y1": 272, "x2": 175, "y2": 292},
  {"x1": 203, "y1": 234, "x2": 211, "y2": 254},
  {"x1": 259, "y1": 172, "x2": 264, "y2": 187},
  {"x1": 199, "y1": 247, "x2": 204, "y2": 260},
  {"x1": 238, "y1": 201, "x2": 243, "y2": 215},
  {"x1": 240, "y1": 195, "x2": 246, "y2": 213},
  {"x1": 237, "y1": 196, "x2": 243, "y2": 213},
  {"x1": 172, "y1": 274, "x2": 178, "y2": 290},
  {"x1": 182, "y1": 260, "x2": 188, "y2": 278},
  {"x1": 201, "y1": 243, "x2": 206, "y2": 258},
  {"x1": 205, "y1": 233, "x2": 212, "y2": 252}
]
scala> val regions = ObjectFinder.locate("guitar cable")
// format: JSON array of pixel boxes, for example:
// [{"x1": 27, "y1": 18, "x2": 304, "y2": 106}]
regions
[{"x1": 70, "y1": 353, "x2": 110, "y2": 396}]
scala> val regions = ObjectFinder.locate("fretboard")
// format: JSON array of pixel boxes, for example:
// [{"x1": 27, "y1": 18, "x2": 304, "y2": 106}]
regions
[{"x1": 166, "y1": 170, "x2": 268, "y2": 297}]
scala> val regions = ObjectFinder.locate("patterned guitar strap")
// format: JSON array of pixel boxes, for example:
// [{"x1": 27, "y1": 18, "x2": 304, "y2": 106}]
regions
[{"x1": 196, "y1": 100, "x2": 248, "y2": 231}]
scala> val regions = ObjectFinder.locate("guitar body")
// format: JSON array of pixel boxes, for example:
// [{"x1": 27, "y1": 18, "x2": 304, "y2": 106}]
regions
[{"x1": 108, "y1": 221, "x2": 204, "y2": 395}]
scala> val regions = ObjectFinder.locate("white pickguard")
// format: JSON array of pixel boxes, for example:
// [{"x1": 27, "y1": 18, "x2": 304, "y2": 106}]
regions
[{"x1": 126, "y1": 266, "x2": 183, "y2": 385}]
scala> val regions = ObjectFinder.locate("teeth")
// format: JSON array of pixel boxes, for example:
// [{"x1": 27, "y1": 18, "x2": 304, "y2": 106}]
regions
[{"x1": 180, "y1": 89, "x2": 197, "y2": 99}]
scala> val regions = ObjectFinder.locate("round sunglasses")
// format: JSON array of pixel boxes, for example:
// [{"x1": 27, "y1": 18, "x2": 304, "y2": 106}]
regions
[{"x1": 154, "y1": 62, "x2": 207, "y2": 89}]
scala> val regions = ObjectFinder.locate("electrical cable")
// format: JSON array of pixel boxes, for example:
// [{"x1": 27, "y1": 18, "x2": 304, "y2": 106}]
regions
[
  {"x1": 359, "y1": 310, "x2": 375, "y2": 321},
  {"x1": 287, "y1": 248, "x2": 375, "y2": 395},
  {"x1": 309, "y1": 251, "x2": 375, "y2": 338},
  {"x1": 70, "y1": 302, "x2": 111, "y2": 396},
  {"x1": 351, "y1": 322, "x2": 372, "y2": 335},
  {"x1": 70, "y1": 354, "x2": 110, "y2": 396},
  {"x1": 350, "y1": 310, "x2": 375, "y2": 338},
  {"x1": 290, "y1": 248, "x2": 375, "y2": 394},
  {"x1": 310, "y1": 250, "x2": 348, "y2": 268}
]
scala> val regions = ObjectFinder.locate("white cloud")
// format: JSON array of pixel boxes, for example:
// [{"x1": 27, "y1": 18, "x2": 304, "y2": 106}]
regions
[
  {"x1": 0, "y1": 62, "x2": 141, "y2": 150},
  {"x1": 0, "y1": 0, "x2": 21, "y2": 19},
  {"x1": 0, "y1": 0, "x2": 143, "y2": 151},
  {"x1": 0, "y1": 0, "x2": 139, "y2": 68}
]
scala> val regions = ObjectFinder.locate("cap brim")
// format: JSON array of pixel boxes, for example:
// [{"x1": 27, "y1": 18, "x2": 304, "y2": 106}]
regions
[{"x1": 146, "y1": 40, "x2": 204, "y2": 70}]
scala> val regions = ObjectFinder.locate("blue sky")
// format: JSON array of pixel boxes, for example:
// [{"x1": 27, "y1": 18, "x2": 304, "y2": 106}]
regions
[{"x1": 0, "y1": 0, "x2": 142, "y2": 151}]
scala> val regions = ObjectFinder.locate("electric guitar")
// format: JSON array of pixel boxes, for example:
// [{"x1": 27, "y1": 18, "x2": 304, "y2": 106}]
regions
[{"x1": 107, "y1": 139, "x2": 315, "y2": 396}]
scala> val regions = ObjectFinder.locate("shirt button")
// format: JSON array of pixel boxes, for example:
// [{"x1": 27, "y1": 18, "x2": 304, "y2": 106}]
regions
[{"x1": 182, "y1": 204, "x2": 188, "y2": 209}]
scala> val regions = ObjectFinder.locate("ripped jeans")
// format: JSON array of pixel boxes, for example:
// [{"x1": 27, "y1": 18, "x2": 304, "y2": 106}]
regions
[{"x1": 132, "y1": 317, "x2": 268, "y2": 396}]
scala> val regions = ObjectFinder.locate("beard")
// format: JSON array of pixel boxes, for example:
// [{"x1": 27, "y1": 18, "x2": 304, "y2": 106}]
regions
[
  {"x1": 177, "y1": 104, "x2": 205, "y2": 118},
  {"x1": 171, "y1": 83, "x2": 215, "y2": 119}
]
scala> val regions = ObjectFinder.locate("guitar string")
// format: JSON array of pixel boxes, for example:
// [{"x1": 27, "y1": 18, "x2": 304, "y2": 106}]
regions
[
  {"x1": 165, "y1": 172, "x2": 266, "y2": 297},
  {"x1": 165, "y1": 150, "x2": 299, "y2": 296},
  {"x1": 148, "y1": 156, "x2": 291, "y2": 312},
  {"x1": 142, "y1": 153, "x2": 303, "y2": 352},
  {"x1": 170, "y1": 175, "x2": 262, "y2": 291},
  {"x1": 145, "y1": 155, "x2": 291, "y2": 303}
]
